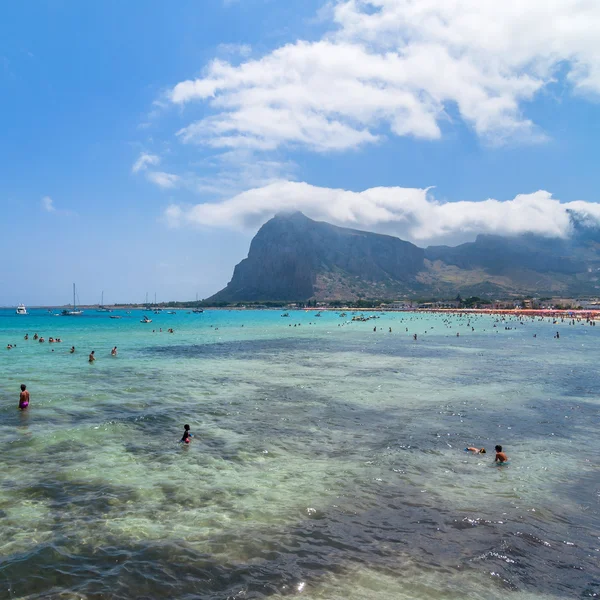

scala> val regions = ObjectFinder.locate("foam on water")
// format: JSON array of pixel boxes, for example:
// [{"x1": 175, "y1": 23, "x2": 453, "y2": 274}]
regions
[{"x1": 0, "y1": 309, "x2": 598, "y2": 599}]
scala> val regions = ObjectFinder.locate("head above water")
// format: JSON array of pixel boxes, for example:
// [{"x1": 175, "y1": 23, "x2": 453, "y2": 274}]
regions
[
  {"x1": 480, "y1": 448, "x2": 486, "y2": 454},
  {"x1": 495, "y1": 445, "x2": 502, "y2": 452},
  {"x1": 184, "y1": 424, "x2": 190, "y2": 431},
  {"x1": 20, "y1": 384, "x2": 26, "y2": 391}
]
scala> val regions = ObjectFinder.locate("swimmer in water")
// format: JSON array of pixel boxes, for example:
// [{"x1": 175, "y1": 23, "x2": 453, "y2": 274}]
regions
[
  {"x1": 181, "y1": 424, "x2": 193, "y2": 444},
  {"x1": 19, "y1": 384, "x2": 30, "y2": 410},
  {"x1": 70, "y1": 346, "x2": 75, "y2": 354},
  {"x1": 465, "y1": 447, "x2": 486, "y2": 454},
  {"x1": 494, "y1": 445, "x2": 508, "y2": 463},
  {"x1": 24, "y1": 333, "x2": 28, "y2": 340},
  {"x1": 111, "y1": 346, "x2": 117, "y2": 356},
  {"x1": 89, "y1": 350, "x2": 95, "y2": 363}
]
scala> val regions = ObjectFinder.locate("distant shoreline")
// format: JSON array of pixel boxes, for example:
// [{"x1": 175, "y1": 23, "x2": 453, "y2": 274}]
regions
[{"x1": 4, "y1": 306, "x2": 598, "y2": 319}]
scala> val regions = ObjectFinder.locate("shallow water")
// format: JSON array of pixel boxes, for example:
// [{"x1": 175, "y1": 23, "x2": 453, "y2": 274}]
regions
[{"x1": 0, "y1": 309, "x2": 598, "y2": 599}]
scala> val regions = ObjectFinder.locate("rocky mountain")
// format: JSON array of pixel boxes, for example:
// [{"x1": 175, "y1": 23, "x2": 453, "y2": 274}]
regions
[
  {"x1": 209, "y1": 212, "x2": 425, "y2": 302},
  {"x1": 208, "y1": 212, "x2": 600, "y2": 302}
]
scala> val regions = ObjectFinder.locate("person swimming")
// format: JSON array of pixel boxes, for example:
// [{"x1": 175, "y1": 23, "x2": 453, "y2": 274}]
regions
[
  {"x1": 70, "y1": 346, "x2": 75, "y2": 353},
  {"x1": 111, "y1": 346, "x2": 117, "y2": 356},
  {"x1": 19, "y1": 384, "x2": 30, "y2": 410},
  {"x1": 465, "y1": 447, "x2": 486, "y2": 454},
  {"x1": 495, "y1": 444, "x2": 508, "y2": 463},
  {"x1": 181, "y1": 424, "x2": 193, "y2": 444},
  {"x1": 89, "y1": 350, "x2": 95, "y2": 363}
]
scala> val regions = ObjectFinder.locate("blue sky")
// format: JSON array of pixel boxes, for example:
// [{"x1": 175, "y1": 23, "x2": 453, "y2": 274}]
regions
[{"x1": 1, "y1": 0, "x2": 599, "y2": 305}]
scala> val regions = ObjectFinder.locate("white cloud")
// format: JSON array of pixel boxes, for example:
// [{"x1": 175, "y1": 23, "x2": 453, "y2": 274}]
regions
[
  {"x1": 164, "y1": 181, "x2": 600, "y2": 246},
  {"x1": 216, "y1": 43, "x2": 252, "y2": 58},
  {"x1": 138, "y1": 149, "x2": 295, "y2": 196},
  {"x1": 41, "y1": 196, "x2": 55, "y2": 212},
  {"x1": 146, "y1": 171, "x2": 180, "y2": 189},
  {"x1": 168, "y1": 0, "x2": 600, "y2": 150},
  {"x1": 132, "y1": 152, "x2": 160, "y2": 173},
  {"x1": 189, "y1": 149, "x2": 297, "y2": 196},
  {"x1": 40, "y1": 195, "x2": 75, "y2": 216},
  {"x1": 164, "y1": 204, "x2": 184, "y2": 228}
]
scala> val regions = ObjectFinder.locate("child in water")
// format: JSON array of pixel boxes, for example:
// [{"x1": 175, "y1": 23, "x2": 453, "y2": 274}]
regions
[
  {"x1": 181, "y1": 424, "x2": 194, "y2": 444},
  {"x1": 465, "y1": 447, "x2": 486, "y2": 454},
  {"x1": 495, "y1": 445, "x2": 508, "y2": 463}
]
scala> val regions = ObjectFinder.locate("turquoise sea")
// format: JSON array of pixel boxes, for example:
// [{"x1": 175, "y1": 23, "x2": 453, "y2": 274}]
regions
[{"x1": 0, "y1": 308, "x2": 598, "y2": 599}]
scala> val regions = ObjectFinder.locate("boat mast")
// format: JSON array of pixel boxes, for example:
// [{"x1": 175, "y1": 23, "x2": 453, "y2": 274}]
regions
[{"x1": 73, "y1": 283, "x2": 76, "y2": 311}]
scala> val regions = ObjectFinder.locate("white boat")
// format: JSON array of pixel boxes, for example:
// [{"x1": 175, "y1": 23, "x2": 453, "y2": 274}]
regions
[
  {"x1": 16, "y1": 304, "x2": 28, "y2": 315},
  {"x1": 62, "y1": 283, "x2": 83, "y2": 316},
  {"x1": 97, "y1": 291, "x2": 111, "y2": 312},
  {"x1": 140, "y1": 315, "x2": 152, "y2": 323}
]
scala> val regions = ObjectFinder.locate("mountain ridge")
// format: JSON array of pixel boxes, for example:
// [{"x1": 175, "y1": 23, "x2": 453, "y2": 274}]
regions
[{"x1": 208, "y1": 212, "x2": 600, "y2": 302}]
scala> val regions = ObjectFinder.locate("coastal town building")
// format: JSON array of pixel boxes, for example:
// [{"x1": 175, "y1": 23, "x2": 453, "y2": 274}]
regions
[
  {"x1": 577, "y1": 299, "x2": 600, "y2": 309},
  {"x1": 381, "y1": 301, "x2": 414, "y2": 310}
]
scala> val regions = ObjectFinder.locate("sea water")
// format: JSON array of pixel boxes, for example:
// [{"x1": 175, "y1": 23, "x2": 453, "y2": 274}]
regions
[{"x1": 0, "y1": 309, "x2": 598, "y2": 599}]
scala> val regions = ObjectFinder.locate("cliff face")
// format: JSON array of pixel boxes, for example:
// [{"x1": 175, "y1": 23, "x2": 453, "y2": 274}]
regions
[
  {"x1": 209, "y1": 212, "x2": 425, "y2": 301},
  {"x1": 208, "y1": 212, "x2": 600, "y2": 302}
]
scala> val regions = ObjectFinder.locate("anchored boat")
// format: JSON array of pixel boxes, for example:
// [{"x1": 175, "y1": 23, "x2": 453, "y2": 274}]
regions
[{"x1": 62, "y1": 284, "x2": 83, "y2": 316}]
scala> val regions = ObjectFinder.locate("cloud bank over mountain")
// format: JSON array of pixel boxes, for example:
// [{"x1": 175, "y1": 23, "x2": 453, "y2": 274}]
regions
[{"x1": 165, "y1": 182, "x2": 600, "y2": 246}]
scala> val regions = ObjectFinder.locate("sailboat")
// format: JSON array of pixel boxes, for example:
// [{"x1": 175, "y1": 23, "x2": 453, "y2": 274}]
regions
[
  {"x1": 97, "y1": 291, "x2": 111, "y2": 312},
  {"x1": 152, "y1": 292, "x2": 162, "y2": 314},
  {"x1": 62, "y1": 283, "x2": 84, "y2": 316},
  {"x1": 192, "y1": 292, "x2": 203, "y2": 313}
]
